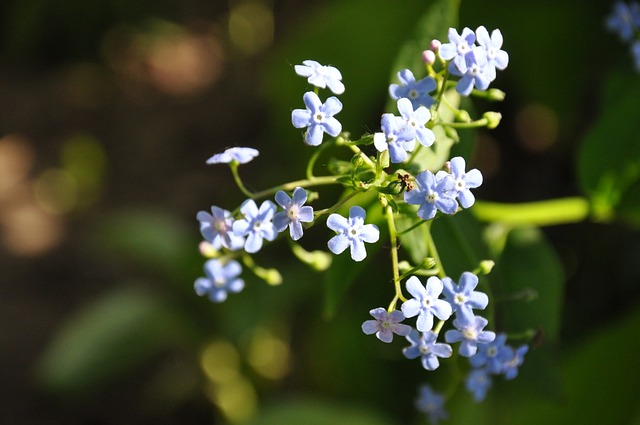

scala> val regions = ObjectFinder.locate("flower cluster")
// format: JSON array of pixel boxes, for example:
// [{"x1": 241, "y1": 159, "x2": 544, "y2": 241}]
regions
[
  {"x1": 606, "y1": 1, "x2": 640, "y2": 70},
  {"x1": 195, "y1": 25, "x2": 531, "y2": 423}
]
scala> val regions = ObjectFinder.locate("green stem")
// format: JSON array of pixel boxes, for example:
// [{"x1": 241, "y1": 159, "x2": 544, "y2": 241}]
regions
[
  {"x1": 306, "y1": 137, "x2": 336, "y2": 180},
  {"x1": 386, "y1": 206, "x2": 406, "y2": 312},
  {"x1": 314, "y1": 189, "x2": 361, "y2": 219},
  {"x1": 425, "y1": 220, "x2": 446, "y2": 279},
  {"x1": 472, "y1": 197, "x2": 590, "y2": 226},
  {"x1": 230, "y1": 162, "x2": 255, "y2": 199},
  {"x1": 251, "y1": 175, "x2": 341, "y2": 199}
]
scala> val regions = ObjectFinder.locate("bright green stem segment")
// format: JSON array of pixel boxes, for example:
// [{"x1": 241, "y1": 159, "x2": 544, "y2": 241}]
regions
[
  {"x1": 472, "y1": 197, "x2": 590, "y2": 226},
  {"x1": 386, "y1": 206, "x2": 406, "y2": 312}
]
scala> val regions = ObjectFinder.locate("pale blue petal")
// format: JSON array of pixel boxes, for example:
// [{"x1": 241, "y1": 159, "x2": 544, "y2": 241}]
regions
[
  {"x1": 328, "y1": 234, "x2": 350, "y2": 254},
  {"x1": 432, "y1": 299, "x2": 453, "y2": 321},
  {"x1": 273, "y1": 212, "x2": 289, "y2": 232},
  {"x1": 244, "y1": 232, "x2": 263, "y2": 253},
  {"x1": 322, "y1": 117, "x2": 342, "y2": 137},
  {"x1": 289, "y1": 221, "x2": 304, "y2": 240},
  {"x1": 326, "y1": 213, "x2": 348, "y2": 231},
  {"x1": 416, "y1": 311, "x2": 434, "y2": 332},
  {"x1": 227, "y1": 278, "x2": 244, "y2": 293},
  {"x1": 232, "y1": 220, "x2": 250, "y2": 236},
  {"x1": 305, "y1": 124, "x2": 324, "y2": 146},
  {"x1": 302, "y1": 91, "x2": 322, "y2": 111},
  {"x1": 401, "y1": 299, "x2": 421, "y2": 318},
  {"x1": 422, "y1": 355, "x2": 440, "y2": 371},
  {"x1": 361, "y1": 320, "x2": 379, "y2": 335},
  {"x1": 292, "y1": 187, "x2": 307, "y2": 205},
  {"x1": 323, "y1": 96, "x2": 343, "y2": 116},
  {"x1": 275, "y1": 190, "x2": 291, "y2": 208},
  {"x1": 405, "y1": 276, "x2": 425, "y2": 299},
  {"x1": 292, "y1": 109, "x2": 311, "y2": 128},
  {"x1": 298, "y1": 206, "x2": 314, "y2": 222},
  {"x1": 350, "y1": 239, "x2": 367, "y2": 261}
]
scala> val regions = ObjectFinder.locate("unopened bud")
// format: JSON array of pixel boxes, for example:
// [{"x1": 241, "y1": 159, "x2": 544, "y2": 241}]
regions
[
  {"x1": 486, "y1": 88, "x2": 506, "y2": 101},
  {"x1": 291, "y1": 244, "x2": 332, "y2": 271},
  {"x1": 430, "y1": 39, "x2": 442, "y2": 52},
  {"x1": 483, "y1": 111, "x2": 502, "y2": 129},
  {"x1": 457, "y1": 109, "x2": 472, "y2": 123},
  {"x1": 422, "y1": 50, "x2": 436, "y2": 65},
  {"x1": 255, "y1": 267, "x2": 283, "y2": 286},
  {"x1": 478, "y1": 260, "x2": 495, "y2": 275},
  {"x1": 199, "y1": 241, "x2": 218, "y2": 258}
]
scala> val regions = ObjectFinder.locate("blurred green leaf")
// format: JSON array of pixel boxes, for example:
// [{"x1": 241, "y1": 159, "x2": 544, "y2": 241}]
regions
[
  {"x1": 577, "y1": 71, "x2": 640, "y2": 225},
  {"x1": 36, "y1": 287, "x2": 193, "y2": 397},
  {"x1": 245, "y1": 397, "x2": 397, "y2": 425}
]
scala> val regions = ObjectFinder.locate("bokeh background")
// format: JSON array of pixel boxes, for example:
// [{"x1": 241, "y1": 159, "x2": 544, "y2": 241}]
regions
[{"x1": 2, "y1": 0, "x2": 640, "y2": 424}]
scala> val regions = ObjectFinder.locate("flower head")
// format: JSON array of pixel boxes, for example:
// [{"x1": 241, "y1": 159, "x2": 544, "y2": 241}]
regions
[
  {"x1": 294, "y1": 60, "x2": 345, "y2": 95},
  {"x1": 501, "y1": 344, "x2": 529, "y2": 380},
  {"x1": 396, "y1": 97, "x2": 435, "y2": 148},
  {"x1": 404, "y1": 170, "x2": 458, "y2": 220},
  {"x1": 401, "y1": 276, "x2": 452, "y2": 332},
  {"x1": 439, "y1": 27, "x2": 476, "y2": 74},
  {"x1": 445, "y1": 315, "x2": 496, "y2": 357},
  {"x1": 475, "y1": 26, "x2": 509, "y2": 82},
  {"x1": 273, "y1": 187, "x2": 314, "y2": 241},
  {"x1": 194, "y1": 259, "x2": 244, "y2": 302},
  {"x1": 196, "y1": 206, "x2": 244, "y2": 250},
  {"x1": 232, "y1": 199, "x2": 277, "y2": 253},
  {"x1": 439, "y1": 157, "x2": 483, "y2": 209},
  {"x1": 442, "y1": 271, "x2": 489, "y2": 326},
  {"x1": 206, "y1": 147, "x2": 259, "y2": 165},
  {"x1": 361, "y1": 307, "x2": 412, "y2": 343},
  {"x1": 327, "y1": 206, "x2": 380, "y2": 262},
  {"x1": 606, "y1": 1, "x2": 640, "y2": 41},
  {"x1": 469, "y1": 333, "x2": 508, "y2": 374},
  {"x1": 389, "y1": 69, "x2": 437, "y2": 109},
  {"x1": 373, "y1": 113, "x2": 415, "y2": 163},
  {"x1": 403, "y1": 329, "x2": 453, "y2": 371},
  {"x1": 466, "y1": 368, "x2": 492, "y2": 402},
  {"x1": 415, "y1": 385, "x2": 448, "y2": 425},
  {"x1": 450, "y1": 47, "x2": 491, "y2": 96},
  {"x1": 292, "y1": 91, "x2": 342, "y2": 146}
]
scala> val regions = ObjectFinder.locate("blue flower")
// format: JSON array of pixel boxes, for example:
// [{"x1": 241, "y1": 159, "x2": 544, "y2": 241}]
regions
[
  {"x1": 606, "y1": 1, "x2": 640, "y2": 41},
  {"x1": 401, "y1": 276, "x2": 452, "y2": 332},
  {"x1": 196, "y1": 206, "x2": 244, "y2": 250},
  {"x1": 292, "y1": 91, "x2": 342, "y2": 146},
  {"x1": 373, "y1": 113, "x2": 415, "y2": 163},
  {"x1": 475, "y1": 26, "x2": 509, "y2": 82},
  {"x1": 439, "y1": 27, "x2": 476, "y2": 74},
  {"x1": 396, "y1": 97, "x2": 435, "y2": 148},
  {"x1": 273, "y1": 187, "x2": 314, "y2": 241},
  {"x1": 327, "y1": 206, "x2": 380, "y2": 262},
  {"x1": 194, "y1": 258, "x2": 244, "y2": 302},
  {"x1": 404, "y1": 170, "x2": 458, "y2": 220},
  {"x1": 439, "y1": 156, "x2": 483, "y2": 209},
  {"x1": 232, "y1": 199, "x2": 277, "y2": 253},
  {"x1": 361, "y1": 307, "x2": 412, "y2": 343},
  {"x1": 389, "y1": 69, "x2": 437, "y2": 109},
  {"x1": 415, "y1": 385, "x2": 448, "y2": 425},
  {"x1": 445, "y1": 315, "x2": 496, "y2": 357},
  {"x1": 501, "y1": 344, "x2": 529, "y2": 380},
  {"x1": 206, "y1": 147, "x2": 259, "y2": 165},
  {"x1": 450, "y1": 47, "x2": 491, "y2": 96},
  {"x1": 403, "y1": 329, "x2": 453, "y2": 371},
  {"x1": 294, "y1": 60, "x2": 345, "y2": 95},
  {"x1": 465, "y1": 368, "x2": 492, "y2": 402},
  {"x1": 469, "y1": 333, "x2": 508, "y2": 374},
  {"x1": 442, "y1": 271, "x2": 489, "y2": 326},
  {"x1": 632, "y1": 40, "x2": 640, "y2": 71}
]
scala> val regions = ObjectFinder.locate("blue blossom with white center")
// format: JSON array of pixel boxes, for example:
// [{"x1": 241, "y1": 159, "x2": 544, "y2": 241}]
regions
[
  {"x1": 273, "y1": 187, "x2": 314, "y2": 241},
  {"x1": 396, "y1": 97, "x2": 435, "y2": 147},
  {"x1": 206, "y1": 147, "x2": 259, "y2": 165},
  {"x1": 196, "y1": 206, "x2": 244, "y2": 250},
  {"x1": 415, "y1": 385, "x2": 448, "y2": 425},
  {"x1": 439, "y1": 27, "x2": 476, "y2": 74},
  {"x1": 294, "y1": 60, "x2": 345, "y2": 95},
  {"x1": 466, "y1": 368, "x2": 493, "y2": 402},
  {"x1": 475, "y1": 26, "x2": 509, "y2": 82},
  {"x1": 442, "y1": 271, "x2": 489, "y2": 326},
  {"x1": 194, "y1": 258, "x2": 244, "y2": 303},
  {"x1": 450, "y1": 47, "x2": 491, "y2": 96},
  {"x1": 373, "y1": 113, "x2": 415, "y2": 163},
  {"x1": 404, "y1": 170, "x2": 458, "y2": 220},
  {"x1": 361, "y1": 307, "x2": 412, "y2": 343},
  {"x1": 469, "y1": 333, "x2": 508, "y2": 374},
  {"x1": 291, "y1": 91, "x2": 342, "y2": 146},
  {"x1": 327, "y1": 206, "x2": 380, "y2": 262},
  {"x1": 439, "y1": 156, "x2": 483, "y2": 209},
  {"x1": 445, "y1": 315, "x2": 495, "y2": 357},
  {"x1": 401, "y1": 276, "x2": 452, "y2": 332},
  {"x1": 388, "y1": 69, "x2": 437, "y2": 109},
  {"x1": 501, "y1": 344, "x2": 529, "y2": 380},
  {"x1": 232, "y1": 199, "x2": 277, "y2": 253},
  {"x1": 403, "y1": 329, "x2": 453, "y2": 371},
  {"x1": 606, "y1": 1, "x2": 640, "y2": 41}
]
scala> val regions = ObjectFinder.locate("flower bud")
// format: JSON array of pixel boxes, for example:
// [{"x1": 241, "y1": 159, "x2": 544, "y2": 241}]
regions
[
  {"x1": 486, "y1": 88, "x2": 506, "y2": 101},
  {"x1": 483, "y1": 111, "x2": 502, "y2": 129},
  {"x1": 430, "y1": 39, "x2": 442, "y2": 51},
  {"x1": 199, "y1": 241, "x2": 218, "y2": 258},
  {"x1": 422, "y1": 50, "x2": 436, "y2": 65},
  {"x1": 478, "y1": 260, "x2": 495, "y2": 275}
]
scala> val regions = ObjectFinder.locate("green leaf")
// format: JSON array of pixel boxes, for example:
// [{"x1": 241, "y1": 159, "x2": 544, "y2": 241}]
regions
[
  {"x1": 577, "y1": 71, "x2": 640, "y2": 224},
  {"x1": 245, "y1": 397, "x2": 397, "y2": 425},
  {"x1": 36, "y1": 287, "x2": 193, "y2": 397}
]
